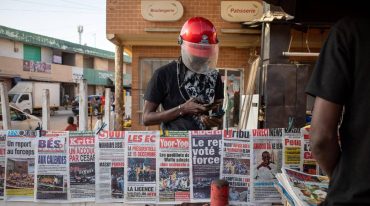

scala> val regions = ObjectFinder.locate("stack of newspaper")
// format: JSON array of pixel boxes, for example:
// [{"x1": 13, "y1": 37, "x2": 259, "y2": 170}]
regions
[{"x1": 275, "y1": 168, "x2": 329, "y2": 206}]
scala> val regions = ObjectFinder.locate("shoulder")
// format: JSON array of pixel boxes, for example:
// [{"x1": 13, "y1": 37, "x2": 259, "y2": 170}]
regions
[{"x1": 153, "y1": 61, "x2": 178, "y2": 77}]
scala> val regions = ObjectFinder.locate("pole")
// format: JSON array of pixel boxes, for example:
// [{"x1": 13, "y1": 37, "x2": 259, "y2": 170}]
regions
[
  {"x1": 104, "y1": 88, "x2": 111, "y2": 130},
  {"x1": 114, "y1": 44, "x2": 124, "y2": 130},
  {"x1": 0, "y1": 83, "x2": 11, "y2": 130},
  {"x1": 79, "y1": 79, "x2": 88, "y2": 130},
  {"x1": 42, "y1": 89, "x2": 50, "y2": 130}
]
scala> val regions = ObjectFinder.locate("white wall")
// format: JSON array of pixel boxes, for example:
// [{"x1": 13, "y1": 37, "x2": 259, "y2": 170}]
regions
[
  {"x1": 41, "y1": 47, "x2": 53, "y2": 63},
  {"x1": 0, "y1": 38, "x2": 23, "y2": 59}
]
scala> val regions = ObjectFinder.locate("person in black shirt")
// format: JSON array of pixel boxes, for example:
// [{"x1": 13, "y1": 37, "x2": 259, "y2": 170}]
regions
[
  {"x1": 306, "y1": 16, "x2": 370, "y2": 205},
  {"x1": 143, "y1": 17, "x2": 224, "y2": 131}
]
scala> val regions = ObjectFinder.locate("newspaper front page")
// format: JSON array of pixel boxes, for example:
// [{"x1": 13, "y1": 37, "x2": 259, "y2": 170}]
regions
[
  {"x1": 281, "y1": 167, "x2": 329, "y2": 206},
  {"x1": 68, "y1": 131, "x2": 95, "y2": 201},
  {"x1": 157, "y1": 130, "x2": 190, "y2": 204},
  {"x1": 5, "y1": 130, "x2": 37, "y2": 201},
  {"x1": 95, "y1": 130, "x2": 125, "y2": 203},
  {"x1": 190, "y1": 130, "x2": 222, "y2": 202},
  {"x1": 251, "y1": 128, "x2": 283, "y2": 203},
  {"x1": 301, "y1": 128, "x2": 319, "y2": 175},
  {"x1": 221, "y1": 129, "x2": 251, "y2": 205},
  {"x1": 0, "y1": 131, "x2": 6, "y2": 199},
  {"x1": 125, "y1": 131, "x2": 158, "y2": 203},
  {"x1": 35, "y1": 131, "x2": 69, "y2": 202},
  {"x1": 283, "y1": 128, "x2": 302, "y2": 171}
]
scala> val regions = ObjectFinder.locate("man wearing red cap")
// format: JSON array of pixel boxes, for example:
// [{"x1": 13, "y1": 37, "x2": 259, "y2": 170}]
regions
[{"x1": 143, "y1": 17, "x2": 224, "y2": 131}]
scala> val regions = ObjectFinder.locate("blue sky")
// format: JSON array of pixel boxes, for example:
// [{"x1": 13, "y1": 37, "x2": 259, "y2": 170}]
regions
[{"x1": 0, "y1": 0, "x2": 115, "y2": 52}]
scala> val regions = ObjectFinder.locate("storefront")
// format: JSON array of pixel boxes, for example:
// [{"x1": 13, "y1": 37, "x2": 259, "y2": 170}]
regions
[{"x1": 106, "y1": 0, "x2": 268, "y2": 130}]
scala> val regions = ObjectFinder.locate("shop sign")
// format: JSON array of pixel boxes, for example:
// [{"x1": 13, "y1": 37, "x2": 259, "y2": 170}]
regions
[
  {"x1": 141, "y1": 0, "x2": 183, "y2": 22},
  {"x1": 72, "y1": 67, "x2": 83, "y2": 80},
  {"x1": 221, "y1": 1, "x2": 263, "y2": 22}
]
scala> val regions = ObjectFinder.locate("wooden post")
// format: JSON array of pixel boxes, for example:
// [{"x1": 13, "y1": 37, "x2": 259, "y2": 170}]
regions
[
  {"x1": 114, "y1": 44, "x2": 124, "y2": 130},
  {"x1": 79, "y1": 79, "x2": 88, "y2": 131},
  {"x1": 104, "y1": 88, "x2": 111, "y2": 131},
  {"x1": 0, "y1": 83, "x2": 11, "y2": 130},
  {"x1": 42, "y1": 89, "x2": 50, "y2": 130}
]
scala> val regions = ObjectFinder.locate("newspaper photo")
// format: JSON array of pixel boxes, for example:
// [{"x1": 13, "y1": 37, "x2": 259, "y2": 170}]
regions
[
  {"x1": 68, "y1": 131, "x2": 95, "y2": 202},
  {"x1": 250, "y1": 128, "x2": 283, "y2": 203},
  {"x1": 280, "y1": 167, "x2": 329, "y2": 206},
  {"x1": 125, "y1": 131, "x2": 158, "y2": 203},
  {"x1": 35, "y1": 131, "x2": 69, "y2": 202},
  {"x1": 5, "y1": 130, "x2": 37, "y2": 201},
  {"x1": 190, "y1": 130, "x2": 222, "y2": 202},
  {"x1": 0, "y1": 131, "x2": 6, "y2": 199},
  {"x1": 283, "y1": 128, "x2": 302, "y2": 171},
  {"x1": 157, "y1": 130, "x2": 190, "y2": 204},
  {"x1": 221, "y1": 129, "x2": 251, "y2": 205},
  {"x1": 95, "y1": 130, "x2": 125, "y2": 203}
]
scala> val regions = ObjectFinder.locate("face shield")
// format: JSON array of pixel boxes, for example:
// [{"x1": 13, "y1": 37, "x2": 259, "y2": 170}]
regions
[{"x1": 181, "y1": 40, "x2": 219, "y2": 74}]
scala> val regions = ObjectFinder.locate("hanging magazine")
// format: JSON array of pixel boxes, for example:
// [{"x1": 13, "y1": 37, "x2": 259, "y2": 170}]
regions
[
  {"x1": 0, "y1": 131, "x2": 6, "y2": 199},
  {"x1": 5, "y1": 130, "x2": 37, "y2": 201},
  {"x1": 250, "y1": 128, "x2": 283, "y2": 203},
  {"x1": 124, "y1": 131, "x2": 158, "y2": 203},
  {"x1": 68, "y1": 131, "x2": 95, "y2": 202},
  {"x1": 35, "y1": 131, "x2": 69, "y2": 202},
  {"x1": 221, "y1": 129, "x2": 251, "y2": 205},
  {"x1": 157, "y1": 130, "x2": 190, "y2": 204},
  {"x1": 95, "y1": 130, "x2": 125, "y2": 203},
  {"x1": 190, "y1": 130, "x2": 222, "y2": 202}
]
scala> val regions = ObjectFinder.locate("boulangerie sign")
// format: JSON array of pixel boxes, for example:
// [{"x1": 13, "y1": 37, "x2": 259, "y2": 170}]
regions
[{"x1": 141, "y1": 1, "x2": 183, "y2": 22}]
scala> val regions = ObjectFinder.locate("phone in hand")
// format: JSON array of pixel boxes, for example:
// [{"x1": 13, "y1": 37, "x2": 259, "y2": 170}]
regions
[{"x1": 210, "y1": 109, "x2": 225, "y2": 118}]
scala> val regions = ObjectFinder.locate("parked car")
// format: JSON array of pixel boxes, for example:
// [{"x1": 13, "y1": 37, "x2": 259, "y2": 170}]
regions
[
  {"x1": 0, "y1": 104, "x2": 41, "y2": 130},
  {"x1": 71, "y1": 95, "x2": 105, "y2": 116}
]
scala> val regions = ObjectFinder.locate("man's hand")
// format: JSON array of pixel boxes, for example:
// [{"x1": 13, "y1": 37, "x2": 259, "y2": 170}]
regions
[
  {"x1": 181, "y1": 98, "x2": 207, "y2": 116},
  {"x1": 200, "y1": 115, "x2": 222, "y2": 129}
]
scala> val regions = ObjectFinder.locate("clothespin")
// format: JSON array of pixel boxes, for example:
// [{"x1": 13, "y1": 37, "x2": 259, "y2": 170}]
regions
[
  {"x1": 96, "y1": 122, "x2": 107, "y2": 135},
  {"x1": 287, "y1": 117, "x2": 295, "y2": 132}
]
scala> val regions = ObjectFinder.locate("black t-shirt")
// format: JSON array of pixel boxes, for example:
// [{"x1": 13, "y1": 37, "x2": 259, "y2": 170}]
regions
[
  {"x1": 144, "y1": 60, "x2": 224, "y2": 130},
  {"x1": 306, "y1": 17, "x2": 370, "y2": 205}
]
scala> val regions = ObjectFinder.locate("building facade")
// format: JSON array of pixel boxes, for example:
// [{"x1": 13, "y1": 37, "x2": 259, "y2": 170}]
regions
[
  {"x1": 106, "y1": 0, "x2": 327, "y2": 130},
  {"x1": 0, "y1": 25, "x2": 132, "y2": 114}
]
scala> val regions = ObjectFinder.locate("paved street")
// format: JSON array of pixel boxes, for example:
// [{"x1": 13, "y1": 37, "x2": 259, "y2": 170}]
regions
[{"x1": 50, "y1": 107, "x2": 97, "y2": 131}]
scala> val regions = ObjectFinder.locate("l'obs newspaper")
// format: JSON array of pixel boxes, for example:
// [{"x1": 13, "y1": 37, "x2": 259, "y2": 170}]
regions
[
  {"x1": 221, "y1": 129, "x2": 251, "y2": 205},
  {"x1": 35, "y1": 131, "x2": 69, "y2": 202},
  {"x1": 68, "y1": 131, "x2": 95, "y2": 202},
  {"x1": 251, "y1": 128, "x2": 283, "y2": 203},
  {"x1": 157, "y1": 130, "x2": 190, "y2": 204},
  {"x1": 0, "y1": 131, "x2": 6, "y2": 199},
  {"x1": 190, "y1": 130, "x2": 222, "y2": 202},
  {"x1": 5, "y1": 130, "x2": 37, "y2": 201},
  {"x1": 95, "y1": 130, "x2": 125, "y2": 203},
  {"x1": 125, "y1": 131, "x2": 158, "y2": 203}
]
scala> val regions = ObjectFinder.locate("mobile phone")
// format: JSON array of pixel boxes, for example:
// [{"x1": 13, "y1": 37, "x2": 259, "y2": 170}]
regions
[{"x1": 210, "y1": 109, "x2": 225, "y2": 118}]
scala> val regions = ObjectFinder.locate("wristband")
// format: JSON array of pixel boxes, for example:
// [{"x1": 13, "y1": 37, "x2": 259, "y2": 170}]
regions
[{"x1": 178, "y1": 104, "x2": 183, "y2": 116}]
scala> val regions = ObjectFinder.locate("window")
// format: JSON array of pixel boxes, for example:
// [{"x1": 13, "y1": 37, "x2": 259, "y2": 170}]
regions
[
  {"x1": 23, "y1": 44, "x2": 41, "y2": 61},
  {"x1": 139, "y1": 58, "x2": 174, "y2": 124},
  {"x1": 19, "y1": 94, "x2": 29, "y2": 102},
  {"x1": 219, "y1": 68, "x2": 244, "y2": 129}
]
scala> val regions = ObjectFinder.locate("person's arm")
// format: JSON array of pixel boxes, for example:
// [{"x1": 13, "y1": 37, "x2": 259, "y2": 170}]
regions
[
  {"x1": 310, "y1": 97, "x2": 342, "y2": 178},
  {"x1": 143, "y1": 98, "x2": 207, "y2": 126}
]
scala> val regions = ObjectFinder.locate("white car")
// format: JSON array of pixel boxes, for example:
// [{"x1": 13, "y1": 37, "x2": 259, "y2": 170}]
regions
[{"x1": 0, "y1": 104, "x2": 41, "y2": 130}]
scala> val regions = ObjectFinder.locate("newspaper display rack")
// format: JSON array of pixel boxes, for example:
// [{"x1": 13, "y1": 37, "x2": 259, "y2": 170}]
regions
[{"x1": 0, "y1": 128, "x2": 325, "y2": 205}]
